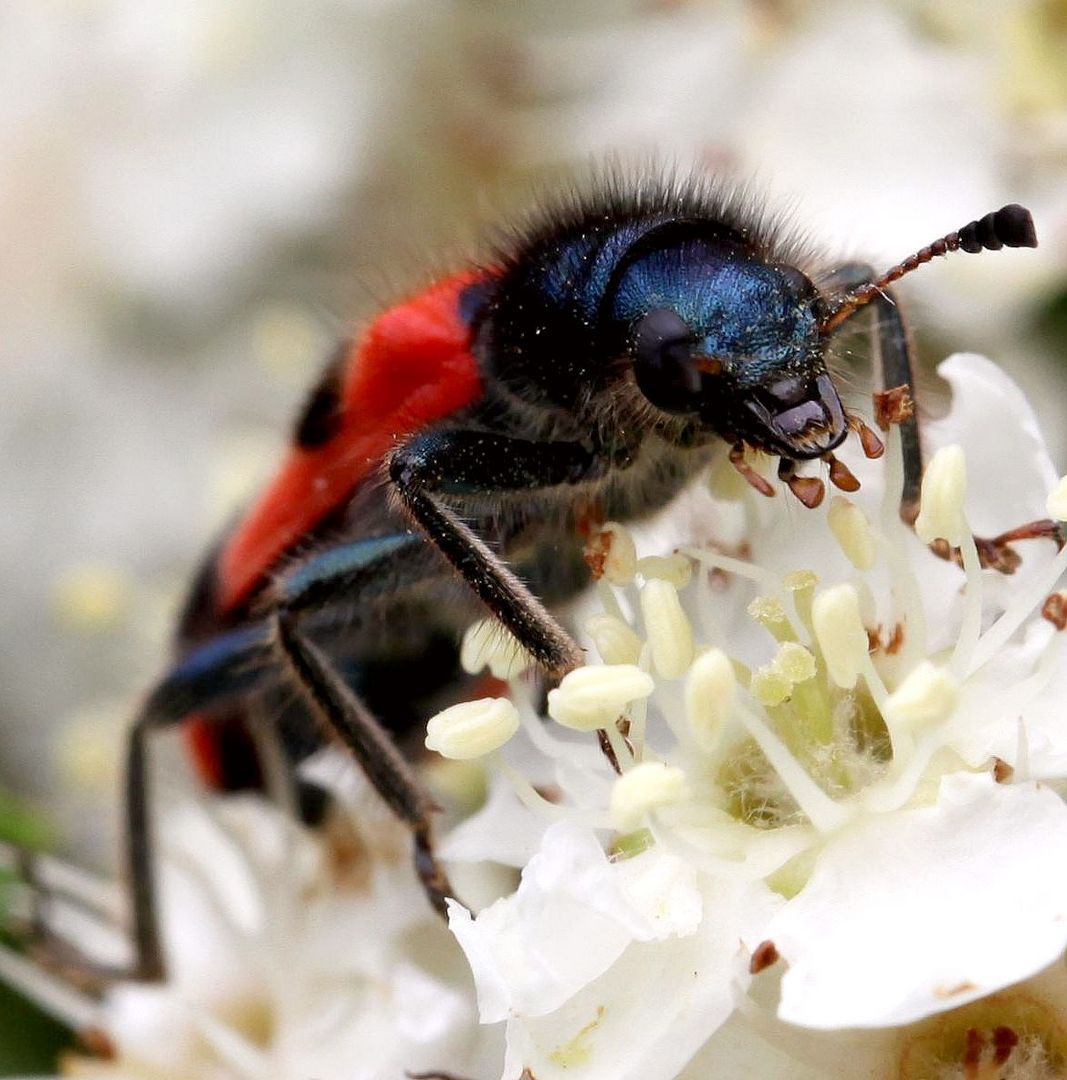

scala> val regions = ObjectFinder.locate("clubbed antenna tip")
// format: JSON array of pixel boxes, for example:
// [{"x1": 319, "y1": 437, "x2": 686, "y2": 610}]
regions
[
  {"x1": 821, "y1": 203, "x2": 1038, "y2": 334},
  {"x1": 958, "y1": 204, "x2": 1037, "y2": 253}
]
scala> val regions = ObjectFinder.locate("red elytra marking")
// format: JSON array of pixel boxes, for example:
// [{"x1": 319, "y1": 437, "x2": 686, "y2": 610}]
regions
[{"x1": 218, "y1": 271, "x2": 487, "y2": 612}]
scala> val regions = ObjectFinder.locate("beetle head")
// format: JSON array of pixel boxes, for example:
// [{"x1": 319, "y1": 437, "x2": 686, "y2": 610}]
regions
[{"x1": 610, "y1": 231, "x2": 847, "y2": 459}]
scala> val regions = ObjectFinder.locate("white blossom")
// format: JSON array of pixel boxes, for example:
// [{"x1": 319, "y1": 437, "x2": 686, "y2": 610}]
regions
[{"x1": 444, "y1": 354, "x2": 1067, "y2": 1078}]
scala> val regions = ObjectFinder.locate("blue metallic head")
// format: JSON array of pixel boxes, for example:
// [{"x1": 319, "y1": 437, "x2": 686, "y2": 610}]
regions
[{"x1": 606, "y1": 227, "x2": 847, "y2": 459}]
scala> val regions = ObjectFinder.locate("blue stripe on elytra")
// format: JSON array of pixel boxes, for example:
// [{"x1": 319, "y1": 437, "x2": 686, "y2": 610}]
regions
[{"x1": 279, "y1": 533, "x2": 419, "y2": 601}]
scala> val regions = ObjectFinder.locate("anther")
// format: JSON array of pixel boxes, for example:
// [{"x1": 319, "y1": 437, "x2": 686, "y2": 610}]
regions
[
  {"x1": 637, "y1": 552, "x2": 693, "y2": 588},
  {"x1": 460, "y1": 618, "x2": 533, "y2": 679},
  {"x1": 585, "y1": 521, "x2": 637, "y2": 585},
  {"x1": 812, "y1": 584, "x2": 868, "y2": 690},
  {"x1": 749, "y1": 940, "x2": 780, "y2": 975},
  {"x1": 640, "y1": 578, "x2": 695, "y2": 678},
  {"x1": 828, "y1": 496, "x2": 877, "y2": 571},
  {"x1": 586, "y1": 613, "x2": 644, "y2": 665},
  {"x1": 730, "y1": 442, "x2": 775, "y2": 498},
  {"x1": 547, "y1": 665, "x2": 656, "y2": 732},
  {"x1": 883, "y1": 661, "x2": 958, "y2": 730},
  {"x1": 425, "y1": 697, "x2": 520, "y2": 759},
  {"x1": 1047, "y1": 475, "x2": 1067, "y2": 522},
  {"x1": 609, "y1": 761, "x2": 690, "y2": 832},
  {"x1": 686, "y1": 648, "x2": 736, "y2": 750},
  {"x1": 873, "y1": 385, "x2": 914, "y2": 430},
  {"x1": 914, "y1": 445, "x2": 968, "y2": 547},
  {"x1": 1042, "y1": 590, "x2": 1067, "y2": 631}
]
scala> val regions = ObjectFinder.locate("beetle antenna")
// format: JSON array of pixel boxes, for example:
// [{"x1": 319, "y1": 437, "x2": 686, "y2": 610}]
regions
[{"x1": 821, "y1": 204, "x2": 1037, "y2": 334}]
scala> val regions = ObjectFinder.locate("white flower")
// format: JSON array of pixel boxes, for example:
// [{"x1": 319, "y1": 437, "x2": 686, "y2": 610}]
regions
[
  {"x1": 443, "y1": 354, "x2": 1067, "y2": 1078},
  {"x1": 3, "y1": 764, "x2": 500, "y2": 1080}
]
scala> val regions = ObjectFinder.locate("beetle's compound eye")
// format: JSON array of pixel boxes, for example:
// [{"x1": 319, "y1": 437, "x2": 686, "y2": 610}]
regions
[{"x1": 632, "y1": 308, "x2": 702, "y2": 414}]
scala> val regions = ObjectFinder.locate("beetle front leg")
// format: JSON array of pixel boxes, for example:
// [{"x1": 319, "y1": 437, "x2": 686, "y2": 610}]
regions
[
  {"x1": 828, "y1": 262, "x2": 1063, "y2": 569},
  {"x1": 390, "y1": 431, "x2": 600, "y2": 677},
  {"x1": 824, "y1": 262, "x2": 923, "y2": 521}
]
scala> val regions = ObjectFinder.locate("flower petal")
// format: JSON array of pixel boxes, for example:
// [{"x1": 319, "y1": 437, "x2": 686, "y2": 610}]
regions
[{"x1": 769, "y1": 772, "x2": 1067, "y2": 1028}]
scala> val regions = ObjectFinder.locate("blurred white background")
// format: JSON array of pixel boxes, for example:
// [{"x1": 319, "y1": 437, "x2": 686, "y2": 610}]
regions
[{"x1": 2, "y1": 0, "x2": 1066, "y2": 865}]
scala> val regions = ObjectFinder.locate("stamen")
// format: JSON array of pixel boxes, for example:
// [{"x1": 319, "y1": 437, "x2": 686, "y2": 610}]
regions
[
  {"x1": 879, "y1": 424, "x2": 928, "y2": 667},
  {"x1": 883, "y1": 661, "x2": 959, "y2": 733},
  {"x1": 586, "y1": 521, "x2": 638, "y2": 586},
  {"x1": 547, "y1": 665, "x2": 656, "y2": 732},
  {"x1": 969, "y1": 539, "x2": 1067, "y2": 675},
  {"x1": 585, "y1": 613, "x2": 644, "y2": 665},
  {"x1": 425, "y1": 697, "x2": 520, "y2": 760},
  {"x1": 811, "y1": 584, "x2": 868, "y2": 690},
  {"x1": 640, "y1": 579, "x2": 696, "y2": 678},
  {"x1": 951, "y1": 524, "x2": 986, "y2": 677},
  {"x1": 683, "y1": 547, "x2": 781, "y2": 593},
  {"x1": 459, "y1": 618, "x2": 532, "y2": 679},
  {"x1": 1046, "y1": 475, "x2": 1067, "y2": 521},
  {"x1": 637, "y1": 553, "x2": 693, "y2": 588},
  {"x1": 828, "y1": 497, "x2": 878, "y2": 571},
  {"x1": 685, "y1": 648, "x2": 736, "y2": 751},
  {"x1": 496, "y1": 757, "x2": 570, "y2": 820},
  {"x1": 966, "y1": 477, "x2": 1067, "y2": 675},
  {"x1": 914, "y1": 445, "x2": 968, "y2": 547},
  {"x1": 609, "y1": 762, "x2": 690, "y2": 832},
  {"x1": 784, "y1": 570, "x2": 819, "y2": 640}
]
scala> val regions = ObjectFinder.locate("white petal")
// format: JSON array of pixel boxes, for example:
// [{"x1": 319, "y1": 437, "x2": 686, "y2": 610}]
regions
[
  {"x1": 500, "y1": 878, "x2": 778, "y2": 1080},
  {"x1": 770, "y1": 772, "x2": 1067, "y2": 1028},
  {"x1": 440, "y1": 773, "x2": 551, "y2": 869},
  {"x1": 932, "y1": 354, "x2": 1058, "y2": 533},
  {"x1": 449, "y1": 821, "x2": 655, "y2": 1022}
]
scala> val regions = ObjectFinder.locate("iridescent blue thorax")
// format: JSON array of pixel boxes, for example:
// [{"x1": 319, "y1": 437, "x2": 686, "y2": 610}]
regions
[
  {"x1": 606, "y1": 236, "x2": 821, "y2": 387},
  {"x1": 485, "y1": 201, "x2": 844, "y2": 460}
]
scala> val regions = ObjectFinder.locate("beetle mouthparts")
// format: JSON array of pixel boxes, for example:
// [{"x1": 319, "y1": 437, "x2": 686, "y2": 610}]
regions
[{"x1": 748, "y1": 372, "x2": 848, "y2": 459}]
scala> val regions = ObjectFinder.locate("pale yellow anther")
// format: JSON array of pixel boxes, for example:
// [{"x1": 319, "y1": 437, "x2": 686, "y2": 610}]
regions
[
  {"x1": 883, "y1": 661, "x2": 958, "y2": 730},
  {"x1": 811, "y1": 583, "x2": 868, "y2": 689},
  {"x1": 827, "y1": 496, "x2": 877, "y2": 571},
  {"x1": 771, "y1": 641, "x2": 817, "y2": 684},
  {"x1": 685, "y1": 648, "x2": 736, "y2": 750},
  {"x1": 585, "y1": 613, "x2": 643, "y2": 666},
  {"x1": 600, "y1": 522, "x2": 638, "y2": 586},
  {"x1": 914, "y1": 445, "x2": 968, "y2": 546},
  {"x1": 459, "y1": 618, "x2": 532, "y2": 680},
  {"x1": 425, "y1": 697, "x2": 520, "y2": 759},
  {"x1": 547, "y1": 665, "x2": 656, "y2": 732},
  {"x1": 752, "y1": 667, "x2": 792, "y2": 707},
  {"x1": 1047, "y1": 476, "x2": 1067, "y2": 522},
  {"x1": 640, "y1": 578, "x2": 695, "y2": 679},
  {"x1": 609, "y1": 761, "x2": 690, "y2": 832},
  {"x1": 636, "y1": 553, "x2": 693, "y2": 589}
]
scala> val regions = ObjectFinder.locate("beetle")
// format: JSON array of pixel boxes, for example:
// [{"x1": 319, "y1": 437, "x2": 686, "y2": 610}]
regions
[{"x1": 21, "y1": 175, "x2": 1046, "y2": 984}]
